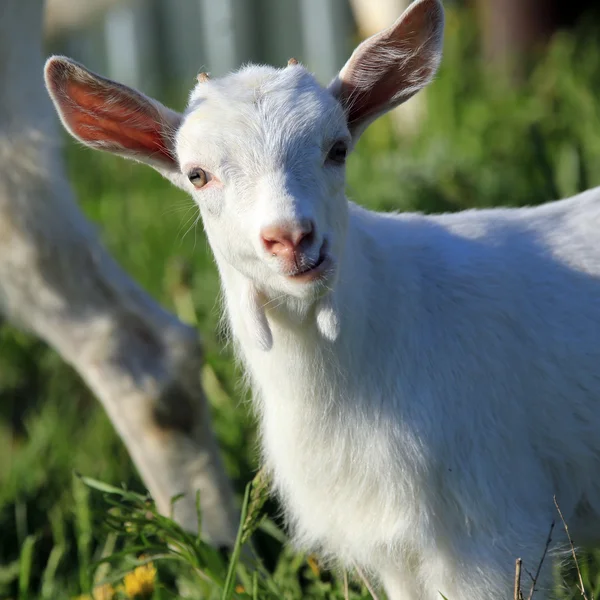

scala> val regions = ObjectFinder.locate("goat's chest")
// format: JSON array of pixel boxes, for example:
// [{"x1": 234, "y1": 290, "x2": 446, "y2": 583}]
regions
[{"x1": 257, "y1": 374, "x2": 432, "y2": 565}]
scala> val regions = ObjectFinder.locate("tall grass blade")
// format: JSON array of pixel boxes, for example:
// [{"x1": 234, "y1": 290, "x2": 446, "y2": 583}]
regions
[
  {"x1": 221, "y1": 483, "x2": 251, "y2": 600},
  {"x1": 18, "y1": 535, "x2": 36, "y2": 600}
]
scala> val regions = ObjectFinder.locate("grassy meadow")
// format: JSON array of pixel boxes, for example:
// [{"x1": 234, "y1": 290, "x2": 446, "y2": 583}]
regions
[{"x1": 3, "y1": 6, "x2": 600, "y2": 598}]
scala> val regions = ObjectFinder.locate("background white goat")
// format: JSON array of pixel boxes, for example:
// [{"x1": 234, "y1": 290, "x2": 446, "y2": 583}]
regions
[
  {"x1": 0, "y1": 0, "x2": 238, "y2": 547},
  {"x1": 44, "y1": 0, "x2": 600, "y2": 597}
]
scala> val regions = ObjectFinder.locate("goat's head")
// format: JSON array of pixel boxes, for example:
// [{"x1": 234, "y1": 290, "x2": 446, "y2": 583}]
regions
[
  {"x1": 178, "y1": 64, "x2": 352, "y2": 299},
  {"x1": 44, "y1": 0, "x2": 444, "y2": 343}
]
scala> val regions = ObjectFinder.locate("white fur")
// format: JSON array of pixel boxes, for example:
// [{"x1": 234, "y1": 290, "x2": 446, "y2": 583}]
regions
[{"x1": 45, "y1": 0, "x2": 600, "y2": 597}]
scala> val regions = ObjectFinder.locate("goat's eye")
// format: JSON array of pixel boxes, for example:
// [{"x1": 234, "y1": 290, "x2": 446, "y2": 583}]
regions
[
  {"x1": 327, "y1": 141, "x2": 348, "y2": 165},
  {"x1": 188, "y1": 168, "x2": 208, "y2": 188}
]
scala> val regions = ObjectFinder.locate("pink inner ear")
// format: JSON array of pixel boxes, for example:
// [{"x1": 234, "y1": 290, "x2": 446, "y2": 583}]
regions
[
  {"x1": 61, "y1": 77, "x2": 175, "y2": 164},
  {"x1": 341, "y1": 36, "x2": 429, "y2": 128},
  {"x1": 336, "y1": 0, "x2": 443, "y2": 131}
]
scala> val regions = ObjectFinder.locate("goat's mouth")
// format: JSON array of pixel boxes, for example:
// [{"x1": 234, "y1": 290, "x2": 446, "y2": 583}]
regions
[{"x1": 288, "y1": 243, "x2": 331, "y2": 283}]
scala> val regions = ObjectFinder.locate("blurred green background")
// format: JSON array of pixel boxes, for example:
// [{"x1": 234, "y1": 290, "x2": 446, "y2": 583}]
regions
[{"x1": 3, "y1": 0, "x2": 600, "y2": 598}]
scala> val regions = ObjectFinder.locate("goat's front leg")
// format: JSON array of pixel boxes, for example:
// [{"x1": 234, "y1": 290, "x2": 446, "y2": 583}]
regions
[
  {"x1": 0, "y1": 150, "x2": 239, "y2": 545},
  {"x1": 0, "y1": 0, "x2": 239, "y2": 546},
  {"x1": 62, "y1": 309, "x2": 240, "y2": 546},
  {"x1": 0, "y1": 144, "x2": 240, "y2": 546},
  {"x1": 380, "y1": 532, "x2": 556, "y2": 600}
]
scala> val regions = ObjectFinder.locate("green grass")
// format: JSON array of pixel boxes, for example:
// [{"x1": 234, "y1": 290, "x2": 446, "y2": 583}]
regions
[{"x1": 3, "y1": 6, "x2": 600, "y2": 598}]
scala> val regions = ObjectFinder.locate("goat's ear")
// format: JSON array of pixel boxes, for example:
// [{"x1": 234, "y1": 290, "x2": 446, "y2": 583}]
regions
[
  {"x1": 328, "y1": 0, "x2": 444, "y2": 141},
  {"x1": 44, "y1": 56, "x2": 185, "y2": 186}
]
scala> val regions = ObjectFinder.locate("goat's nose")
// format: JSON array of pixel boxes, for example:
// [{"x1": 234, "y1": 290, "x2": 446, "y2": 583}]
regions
[{"x1": 260, "y1": 220, "x2": 315, "y2": 258}]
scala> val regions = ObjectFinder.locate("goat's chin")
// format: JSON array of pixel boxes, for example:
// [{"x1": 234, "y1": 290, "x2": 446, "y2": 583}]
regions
[
  {"x1": 266, "y1": 274, "x2": 333, "y2": 304},
  {"x1": 275, "y1": 256, "x2": 337, "y2": 298}
]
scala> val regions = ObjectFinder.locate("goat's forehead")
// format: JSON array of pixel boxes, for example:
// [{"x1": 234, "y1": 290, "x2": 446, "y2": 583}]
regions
[
  {"x1": 187, "y1": 65, "x2": 335, "y2": 111},
  {"x1": 178, "y1": 65, "x2": 346, "y2": 161}
]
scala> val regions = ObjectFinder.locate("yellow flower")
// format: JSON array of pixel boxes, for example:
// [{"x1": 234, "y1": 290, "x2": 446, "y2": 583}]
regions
[
  {"x1": 124, "y1": 562, "x2": 157, "y2": 599},
  {"x1": 307, "y1": 554, "x2": 321, "y2": 577}
]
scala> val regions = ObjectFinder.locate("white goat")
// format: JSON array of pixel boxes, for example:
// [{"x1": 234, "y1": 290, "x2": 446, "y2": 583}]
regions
[{"x1": 44, "y1": 0, "x2": 600, "y2": 597}]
